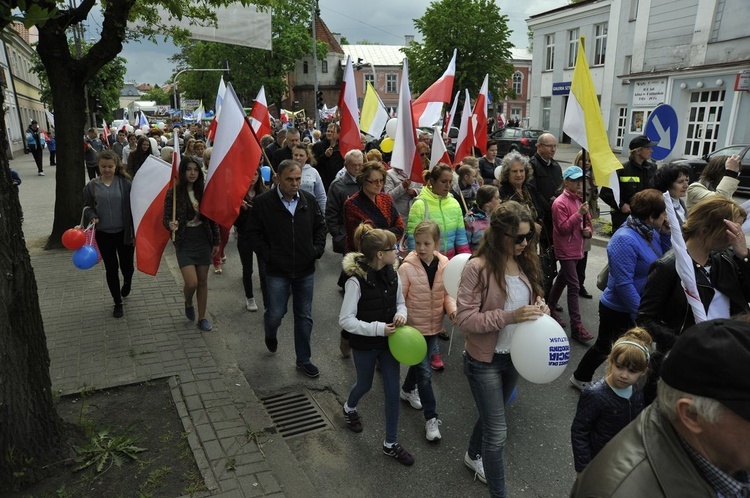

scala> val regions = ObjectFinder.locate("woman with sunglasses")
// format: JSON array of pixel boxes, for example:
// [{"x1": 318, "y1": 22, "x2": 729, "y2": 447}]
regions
[
  {"x1": 455, "y1": 200, "x2": 548, "y2": 494},
  {"x1": 547, "y1": 166, "x2": 594, "y2": 344},
  {"x1": 343, "y1": 161, "x2": 404, "y2": 254}
]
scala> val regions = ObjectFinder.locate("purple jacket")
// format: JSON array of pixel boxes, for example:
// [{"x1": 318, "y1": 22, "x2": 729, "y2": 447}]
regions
[{"x1": 551, "y1": 189, "x2": 592, "y2": 260}]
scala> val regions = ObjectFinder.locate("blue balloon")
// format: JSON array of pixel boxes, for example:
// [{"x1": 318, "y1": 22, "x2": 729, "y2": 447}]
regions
[
  {"x1": 72, "y1": 245, "x2": 98, "y2": 270},
  {"x1": 260, "y1": 165, "x2": 271, "y2": 184}
]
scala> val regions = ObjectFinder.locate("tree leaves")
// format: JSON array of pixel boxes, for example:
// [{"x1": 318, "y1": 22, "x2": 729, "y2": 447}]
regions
[{"x1": 402, "y1": 0, "x2": 515, "y2": 100}]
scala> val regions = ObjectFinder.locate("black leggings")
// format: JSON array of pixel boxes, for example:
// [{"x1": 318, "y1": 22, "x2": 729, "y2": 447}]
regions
[
  {"x1": 573, "y1": 301, "x2": 634, "y2": 382},
  {"x1": 95, "y1": 230, "x2": 134, "y2": 305},
  {"x1": 237, "y1": 239, "x2": 267, "y2": 305}
]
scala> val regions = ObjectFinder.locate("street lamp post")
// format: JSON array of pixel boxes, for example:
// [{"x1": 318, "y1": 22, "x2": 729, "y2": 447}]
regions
[{"x1": 172, "y1": 67, "x2": 229, "y2": 120}]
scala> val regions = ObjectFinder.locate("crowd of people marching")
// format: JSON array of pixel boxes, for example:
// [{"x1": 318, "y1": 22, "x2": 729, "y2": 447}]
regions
[{"x1": 78, "y1": 116, "x2": 750, "y2": 497}]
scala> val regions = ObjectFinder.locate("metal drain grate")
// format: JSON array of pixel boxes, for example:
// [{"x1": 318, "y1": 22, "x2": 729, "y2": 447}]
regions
[{"x1": 260, "y1": 389, "x2": 332, "y2": 439}]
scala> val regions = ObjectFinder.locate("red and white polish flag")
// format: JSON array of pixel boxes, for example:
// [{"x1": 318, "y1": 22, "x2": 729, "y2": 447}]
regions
[
  {"x1": 390, "y1": 57, "x2": 423, "y2": 184},
  {"x1": 130, "y1": 156, "x2": 173, "y2": 276},
  {"x1": 412, "y1": 49, "x2": 457, "y2": 127},
  {"x1": 472, "y1": 74, "x2": 489, "y2": 155},
  {"x1": 202, "y1": 82, "x2": 262, "y2": 229},
  {"x1": 337, "y1": 55, "x2": 362, "y2": 157},
  {"x1": 429, "y1": 127, "x2": 451, "y2": 168},
  {"x1": 249, "y1": 85, "x2": 272, "y2": 139},
  {"x1": 453, "y1": 89, "x2": 475, "y2": 166}
]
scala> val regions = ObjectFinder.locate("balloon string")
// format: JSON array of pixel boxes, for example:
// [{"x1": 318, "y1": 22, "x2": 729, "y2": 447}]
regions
[{"x1": 447, "y1": 324, "x2": 455, "y2": 356}]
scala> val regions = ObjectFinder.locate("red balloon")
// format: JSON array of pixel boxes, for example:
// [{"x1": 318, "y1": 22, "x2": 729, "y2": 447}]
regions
[{"x1": 62, "y1": 228, "x2": 86, "y2": 250}]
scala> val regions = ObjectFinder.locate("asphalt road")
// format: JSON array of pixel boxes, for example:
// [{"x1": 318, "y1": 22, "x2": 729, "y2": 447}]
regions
[{"x1": 204, "y1": 233, "x2": 609, "y2": 498}]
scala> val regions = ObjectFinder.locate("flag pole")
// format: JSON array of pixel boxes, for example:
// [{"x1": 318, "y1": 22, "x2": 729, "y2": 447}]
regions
[
  {"x1": 171, "y1": 179, "x2": 177, "y2": 242},
  {"x1": 582, "y1": 148, "x2": 588, "y2": 230}
]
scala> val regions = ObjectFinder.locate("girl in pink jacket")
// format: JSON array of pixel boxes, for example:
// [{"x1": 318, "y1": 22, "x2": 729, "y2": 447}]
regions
[
  {"x1": 397, "y1": 220, "x2": 457, "y2": 442},
  {"x1": 548, "y1": 166, "x2": 594, "y2": 343}
]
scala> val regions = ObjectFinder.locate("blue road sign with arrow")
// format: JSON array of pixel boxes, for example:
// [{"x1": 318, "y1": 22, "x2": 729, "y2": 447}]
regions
[{"x1": 645, "y1": 104, "x2": 679, "y2": 160}]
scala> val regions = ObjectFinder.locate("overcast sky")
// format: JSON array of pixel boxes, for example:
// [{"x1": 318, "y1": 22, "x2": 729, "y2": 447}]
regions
[{"x1": 115, "y1": 0, "x2": 568, "y2": 86}]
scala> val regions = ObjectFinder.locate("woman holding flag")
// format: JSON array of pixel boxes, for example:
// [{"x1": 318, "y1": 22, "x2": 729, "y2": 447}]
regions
[
  {"x1": 164, "y1": 156, "x2": 220, "y2": 332},
  {"x1": 636, "y1": 196, "x2": 750, "y2": 403}
]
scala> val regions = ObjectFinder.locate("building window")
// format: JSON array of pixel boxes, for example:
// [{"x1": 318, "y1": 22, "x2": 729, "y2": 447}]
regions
[
  {"x1": 541, "y1": 97, "x2": 551, "y2": 131},
  {"x1": 512, "y1": 72, "x2": 523, "y2": 96},
  {"x1": 615, "y1": 107, "x2": 628, "y2": 149},
  {"x1": 545, "y1": 34, "x2": 555, "y2": 71},
  {"x1": 386, "y1": 74, "x2": 397, "y2": 93},
  {"x1": 303, "y1": 61, "x2": 308, "y2": 74},
  {"x1": 594, "y1": 23, "x2": 607, "y2": 66},
  {"x1": 567, "y1": 28, "x2": 579, "y2": 68},
  {"x1": 364, "y1": 73, "x2": 375, "y2": 88},
  {"x1": 322, "y1": 61, "x2": 328, "y2": 73},
  {"x1": 629, "y1": 0, "x2": 639, "y2": 21}
]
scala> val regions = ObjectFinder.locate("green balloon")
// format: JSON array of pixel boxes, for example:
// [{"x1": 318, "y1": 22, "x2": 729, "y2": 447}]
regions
[{"x1": 388, "y1": 326, "x2": 428, "y2": 366}]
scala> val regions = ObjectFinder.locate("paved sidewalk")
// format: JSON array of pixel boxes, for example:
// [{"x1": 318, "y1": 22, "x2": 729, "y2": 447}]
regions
[{"x1": 13, "y1": 152, "x2": 300, "y2": 497}]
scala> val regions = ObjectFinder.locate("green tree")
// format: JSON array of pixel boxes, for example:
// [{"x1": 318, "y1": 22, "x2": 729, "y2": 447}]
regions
[
  {"x1": 140, "y1": 84, "x2": 171, "y2": 105},
  {"x1": 0, "y1": 0, "x2": 268, "y2": 487},
  {"x1": 171, "y1": 0, "x2": 327, "y2": 112},
  {"x1": 402, "y1": 0, "x2": 514, "y2": 100},
  {"x1": 31, "y1": 44, "x2": 127, "y2": 122}
]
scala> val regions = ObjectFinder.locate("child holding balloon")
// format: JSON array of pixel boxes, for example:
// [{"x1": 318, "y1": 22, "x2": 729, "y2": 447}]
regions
[
  {"x1": 397, "y1": 220, "x2": 456, "y2": 442},
  {"x1": 339, "y1": 223, "x2": 413, "y2": 466},
  {"x1": 82, "y1": 150, "x2": 134, "y2": 318},
  {"x1": 570, "y1": 327, "x2": 651, "y2": 474}
]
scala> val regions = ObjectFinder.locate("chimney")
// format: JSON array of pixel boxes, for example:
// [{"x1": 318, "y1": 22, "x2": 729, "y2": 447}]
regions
[
  {"x1": 404, "y1": 35, "x2": 414, "y2": 45},
  {"x1": 332, "y1": 32, "x2": 342, "y2": 45}
]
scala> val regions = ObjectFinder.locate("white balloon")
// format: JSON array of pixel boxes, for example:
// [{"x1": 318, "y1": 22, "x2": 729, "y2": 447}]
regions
[
  {"x1": 443, "y1": 253, "x2": 471, "y2": 299},
  {"x1": 494, "y1": 165, "x2": 503, "y2": 180},
  {"x1": 510, "y1": 314, "x2": 570, "y2": 384},
  {"x1": 385, "y1": 118, "x2": 398, "y2": 138}
]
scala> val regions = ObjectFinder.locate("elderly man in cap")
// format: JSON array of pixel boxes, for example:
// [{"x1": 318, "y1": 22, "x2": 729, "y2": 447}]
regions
[
  {"x1": 600, "y1": 135, "x2": 658, "y2": 232},
  {"x1": 571, "y1": 318, "x2": 750, "y2": 497}
]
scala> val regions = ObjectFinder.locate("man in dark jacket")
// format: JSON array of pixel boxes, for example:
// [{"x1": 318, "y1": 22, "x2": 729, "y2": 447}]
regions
[
  {"x1": 571, "y1": 319, "x2": 750, "y2": 498},
  {"x1": 271, "y1": 128, "x2": 300, "y2": 169},
  {"x1": 313, "y1": 122, "x2": 344, "y2": 191},
  {"x1": 600, "y1": 135, "x2": 658, "y2": 232},
  {"x1": 247, "y1": 159, "x2": 327, "y2": 378},
  {"x1": 26, "y1": 120, "x2": 44, "y2": 175},
  {"x1": 528, "y1": 133, "x2": 562, "y2": 249}
]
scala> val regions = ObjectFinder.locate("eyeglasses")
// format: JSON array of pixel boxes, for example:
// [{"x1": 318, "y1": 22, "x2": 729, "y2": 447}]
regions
[
  {"x1": 420, "y1": 153, "x2": 429, "y2": 157},
  {"x1": 505, "y1": 231, "x2": 534, "y2": 244},
  {"x1": 365, "y1": 178, "x2": 384, "y2": 185},
  {"x1": 538, "y1": 143, "x2": 557, "y2": 148}
]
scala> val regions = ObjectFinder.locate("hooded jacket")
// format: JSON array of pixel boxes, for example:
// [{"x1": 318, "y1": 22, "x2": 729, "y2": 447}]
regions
[
  {"x1": 398, "y1": 251, "x2": 456, "y2": 336},
  {"x1": 406, "y1": 186, "x2": 470, "y2": 259},
  {"x1": 552, "y1": 189, "x2": 592, "y2": 261}
]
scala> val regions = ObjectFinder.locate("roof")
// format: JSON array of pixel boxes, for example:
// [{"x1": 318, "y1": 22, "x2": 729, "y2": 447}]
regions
[
  {"x1": 510, "y1": 48, "x2": 532, "y2": 61},
  {"x1": 340, "y1": 45, "x2": 406, "y2": 67},
  {"x1": 528, "y1": 0, "x2": 602, "y2": 19},
  {"x1": 314, "y1": 17, "x2": 343, "y2": 54}
]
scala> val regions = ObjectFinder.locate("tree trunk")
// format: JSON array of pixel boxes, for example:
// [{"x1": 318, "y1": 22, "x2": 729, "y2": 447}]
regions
[
  {"x1": 0, "y1": 83, "x2": 63, "y2": 487},
  {"x1": 37, "y1": 21, "x2": 88, "y2": 249}
]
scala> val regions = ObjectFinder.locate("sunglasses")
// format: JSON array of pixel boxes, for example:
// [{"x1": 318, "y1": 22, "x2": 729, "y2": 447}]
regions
[
  {"x1": 365, "y1": 178, "x2": 384, "y2": 185},
  {"x1": 505, "y1": 231, "x2": 534, "y2": 244}
]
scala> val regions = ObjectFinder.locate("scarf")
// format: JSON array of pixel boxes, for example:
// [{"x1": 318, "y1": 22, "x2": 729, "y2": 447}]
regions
[{"x1": 626, "y1": 215, "x2": 654, "y2": 243}]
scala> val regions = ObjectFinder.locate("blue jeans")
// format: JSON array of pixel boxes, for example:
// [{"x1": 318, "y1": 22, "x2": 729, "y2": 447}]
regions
[
  {"x1": 464, "y1": 352, "x2": 519, "y2": 498},
  {"x1": 264, "y1": 273, "x2": 315, "y2": 364},
  {"x1": 347, "y1": 348, "x2": 401, "y2": 443},
  {"x1": 402, "y1": 335, "x2": 438, "y2": 420}
]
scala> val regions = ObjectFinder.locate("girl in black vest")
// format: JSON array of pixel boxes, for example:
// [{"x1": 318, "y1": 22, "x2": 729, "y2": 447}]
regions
[{"x1": 339, "y1": 223, "x2": 412, "y2": 466}]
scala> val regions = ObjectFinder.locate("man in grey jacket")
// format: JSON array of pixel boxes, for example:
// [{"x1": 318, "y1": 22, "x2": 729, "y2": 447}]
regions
[{"x1": 571, "y1": 318, "x2": 750, "y2": 497}]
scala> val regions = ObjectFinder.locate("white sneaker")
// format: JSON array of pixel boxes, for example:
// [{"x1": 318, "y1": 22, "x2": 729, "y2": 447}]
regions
[
  {"x1": 246, "y1": 297, "x2": 258, "y2": 312},
  {"x1": 569, "y1": 374, "x2": 591, "y2": 392},
  {"x1": 38, "y1": 172, "x2": 45, "y2": 176},
  {"x1": 399, "y1": 388, "x2": 422, "y2": 410},
  {"x1": 464, "y1": 452, "x2": 487, "y2": 484},
  {"x1": 425, "y1": 417, "x2": 442, "y2": 441}
]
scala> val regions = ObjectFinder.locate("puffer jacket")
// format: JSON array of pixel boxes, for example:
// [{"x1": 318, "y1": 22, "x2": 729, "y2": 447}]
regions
[
  {"x1": 406, "y1": 186, "x2": 470, "y2": 259},
  {"x1": 571, "y1": 378, "x2": 644, "y2": 472},
  {"x1": 570, "y1": 405, "x2": 715, "y2": 497},
  {"x1": 464, "y1": 207, "x2": 490, "y2": 253},
  {"x1": 398, "y1": 251, "x2": 456, "y2": 336},
  {"x1": 637, "y1": 249, "x2": 750, "y2": 351},
  {"x1": 552, "y1": 189, "x2": 592, "y2": 261}
]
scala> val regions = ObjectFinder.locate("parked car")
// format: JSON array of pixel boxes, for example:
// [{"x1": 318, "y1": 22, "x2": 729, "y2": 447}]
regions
[
  {"x1": 488, "y1": 127, "x2": 543, "y2": 157},
  {"x1": 671, "y1": 144, "x2": 750, "y2": 195}
]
